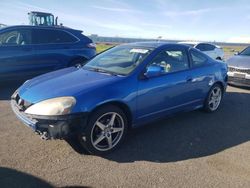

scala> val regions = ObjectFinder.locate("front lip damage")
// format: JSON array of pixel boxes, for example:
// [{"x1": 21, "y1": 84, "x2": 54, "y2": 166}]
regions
[
  {"x1": 11, "y1": 99, "x2": 37, "y2": 131},
  {"x1": 11, "y1": 96, "x2": 88, "y2": 140}
]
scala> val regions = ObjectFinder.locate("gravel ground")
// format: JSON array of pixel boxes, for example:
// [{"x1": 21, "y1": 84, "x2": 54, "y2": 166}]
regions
[{"x1": 0, "y1": 83, "x2": 250, "y2": 188}]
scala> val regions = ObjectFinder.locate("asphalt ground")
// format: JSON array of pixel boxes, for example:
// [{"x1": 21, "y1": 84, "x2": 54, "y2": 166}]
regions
[{"x1": 0, "y1": 82, "x2": 250, "y2": 188}]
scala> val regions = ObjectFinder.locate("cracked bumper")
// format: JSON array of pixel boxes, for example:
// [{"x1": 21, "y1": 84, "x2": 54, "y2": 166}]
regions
[{"x1": 11, "y1": 98, "x2": 88, "y2": 139}]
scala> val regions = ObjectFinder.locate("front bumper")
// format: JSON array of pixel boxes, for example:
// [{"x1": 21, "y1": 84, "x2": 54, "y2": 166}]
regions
[
  {"x1": 227, "y1": 72, "x2": 250, "y2": 87},
  {"x1": 11, "y1": 95, "x2": 88, "y2": 139}
]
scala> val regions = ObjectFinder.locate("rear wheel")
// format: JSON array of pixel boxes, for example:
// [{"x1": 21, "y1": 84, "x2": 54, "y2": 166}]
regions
[
  {"x1": 78, "y1": 105, "x2": 128, "y2": 155},
  {"x1": 204, "y1": 84, "x2": 223, "y2": 112}
]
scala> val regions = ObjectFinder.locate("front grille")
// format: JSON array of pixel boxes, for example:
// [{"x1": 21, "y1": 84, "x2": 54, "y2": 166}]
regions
[
  {"x1": 228, "y1": 77, "x2": 250, "y2": 85},
  {"x1": 12, "y1": 92, "x2": 32, "y2": 111},
  {"x1": 228, "y1": 66, "x2": 250, "y2": 74}
]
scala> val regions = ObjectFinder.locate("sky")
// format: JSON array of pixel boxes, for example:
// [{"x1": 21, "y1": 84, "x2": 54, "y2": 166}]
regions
[{"x1": 1, "y1": 0, "x2": 250, "y2": 43}]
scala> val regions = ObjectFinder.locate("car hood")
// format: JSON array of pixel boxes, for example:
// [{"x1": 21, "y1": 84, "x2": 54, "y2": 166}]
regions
[
  {"x1": 18, "y1": 67, "x2": 120, "y2": 103},
  {"x1": 227, "y1": 55, "x2": 250, "y2": 68}
]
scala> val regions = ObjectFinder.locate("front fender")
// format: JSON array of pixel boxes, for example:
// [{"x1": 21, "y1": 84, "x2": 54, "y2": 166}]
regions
[{"x1": 72, "y1": 76, "x2": 137, "y2": 119}]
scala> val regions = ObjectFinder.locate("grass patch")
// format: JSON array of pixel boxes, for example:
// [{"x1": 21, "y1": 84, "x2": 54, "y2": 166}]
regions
[
  {"x1": 96, "y1": 43, "x2": 115, "y2": 53},
  {"x1": 221, "y1": 45, "x2": 248, "y2": 59},
  {"x1": 221, "y1": 45, "x2": 247, "y2": 53}
]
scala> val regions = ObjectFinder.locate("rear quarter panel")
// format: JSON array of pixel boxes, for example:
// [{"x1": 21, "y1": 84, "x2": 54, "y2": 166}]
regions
[{"x1": 205, "y1": 60, "x2": 227, "y2": 92}]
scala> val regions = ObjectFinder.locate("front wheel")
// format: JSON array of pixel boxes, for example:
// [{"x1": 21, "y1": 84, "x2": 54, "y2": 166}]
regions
[
  {"x1": 204, "y1": 84, "x2": 223, "y2": 112},
  {"x1": 78, "y1": 105, "x2": 128, "y2": 155}
]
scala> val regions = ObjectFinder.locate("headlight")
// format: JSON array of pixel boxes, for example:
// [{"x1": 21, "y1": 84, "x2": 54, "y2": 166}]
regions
[{"x1": 25, "y1": 97, "x2": 76, "y2": 116}]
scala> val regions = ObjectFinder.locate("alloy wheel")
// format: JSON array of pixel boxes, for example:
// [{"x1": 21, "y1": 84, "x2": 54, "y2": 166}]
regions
[
  {"x1": 208, "y1": 86, "x2": 222, "y2": 111},
  {"x1": 90, "y1": 112, "x2": 124, "y2": 151}
]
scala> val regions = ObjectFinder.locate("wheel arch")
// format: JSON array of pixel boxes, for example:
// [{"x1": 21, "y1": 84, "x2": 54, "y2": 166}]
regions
[
  {"x1": 213, "y1": 81, "x2": 225, "y2": 93},
  {"x1": 89, "y1": 101, "x2": 133, "y2": 129}
]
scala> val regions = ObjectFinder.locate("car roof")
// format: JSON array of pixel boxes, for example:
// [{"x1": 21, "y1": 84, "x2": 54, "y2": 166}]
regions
[
  {"x1": 179, "y1": 41, "x2": 218, "y2": 47},
  {"x1": 179, "y1": 41, "x2": 199, "y2": 45},
  {"x1": 29, "y1": 11, "x2": 53, "y2": 16},
  {"x1": 0, "y1": 25, "x2": 82, "y2": 33},
  {"x1": 122, "y1": 42, "x2": 190, "y2": 49}
]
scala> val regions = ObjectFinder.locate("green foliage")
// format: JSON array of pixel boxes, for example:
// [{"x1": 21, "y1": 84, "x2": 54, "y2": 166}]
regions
[{"x1": 96, "y1": 44, "x2": 115, "y2": 53}]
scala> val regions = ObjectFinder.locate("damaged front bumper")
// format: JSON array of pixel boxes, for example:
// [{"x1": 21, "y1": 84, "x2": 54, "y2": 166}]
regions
[{"x1": 11, "y1": 94, "x2": 88, "y2": 140}]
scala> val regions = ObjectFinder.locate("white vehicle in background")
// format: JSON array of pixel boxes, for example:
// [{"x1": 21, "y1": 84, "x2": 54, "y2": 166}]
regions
[
  {"x1": 179, "y1": 42, "x2": 224, "y2": 61},
  {"x1": 0, "y1": 24, "x2": 7, "y2": 28}
]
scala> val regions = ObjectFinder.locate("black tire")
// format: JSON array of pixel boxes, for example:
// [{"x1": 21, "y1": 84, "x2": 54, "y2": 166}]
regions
[
  {"x1": 204, "y1": 83, "x2": 223, "y2": 113},
  {"x1": 78, "y1": 105, "x2": 128, "y2": 155}
]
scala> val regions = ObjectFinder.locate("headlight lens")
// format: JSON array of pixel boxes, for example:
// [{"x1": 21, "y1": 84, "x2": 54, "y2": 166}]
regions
[{"x1": 25, "y1": 97, "x2": 76, "y2": 116}]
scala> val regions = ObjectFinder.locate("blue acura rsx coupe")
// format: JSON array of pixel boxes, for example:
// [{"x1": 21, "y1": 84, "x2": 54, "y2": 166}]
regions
[{"x1": 11, "y1": 42, "x2": 228, "y2": 155}]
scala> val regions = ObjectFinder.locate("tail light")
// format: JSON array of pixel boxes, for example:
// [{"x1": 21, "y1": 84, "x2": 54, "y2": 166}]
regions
[{"x1": 87, "y1": 43, "x2": 96, "y2": 48}]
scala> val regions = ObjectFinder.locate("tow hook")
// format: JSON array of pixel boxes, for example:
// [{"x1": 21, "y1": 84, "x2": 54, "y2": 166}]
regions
[{"x1": 40, "y1": 132, "x2": 49, "y2": 140}]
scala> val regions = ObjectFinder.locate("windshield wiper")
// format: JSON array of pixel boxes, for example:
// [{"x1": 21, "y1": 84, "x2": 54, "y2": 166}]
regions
[{"x1": 84, "y1": 67, "x2": 123, "y2": 76}]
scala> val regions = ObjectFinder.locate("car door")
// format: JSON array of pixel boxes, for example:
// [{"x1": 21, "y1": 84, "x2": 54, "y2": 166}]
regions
[
  {"x1": 32, "y1": 28, "x2": 75, "y2": 73},
  {"x1": 0, "y1": 28, "x2": 37, "y2": 81},
  {"x1": 136, "y1": 46, "x2": 201, "y2": 123}
]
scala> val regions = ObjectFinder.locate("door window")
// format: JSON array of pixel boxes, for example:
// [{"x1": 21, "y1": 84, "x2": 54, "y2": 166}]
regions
[
  {"x1": 148, "y1": 48, "x2": 189, "y2": 74},
  {"x1": 203, "y1": 44, "x2": 215, "y2": 51},
  {"x1": 196, "y1": 43, "x2": 215, "y2": 51},
  {"x1": 0, "y1": 29, "x2": 31, "y2": 46},
  {"x1": 190, "y1": 49, "x2": 208, "y2": 67},
  {"x1": 32, "y1": 29, "x2": 78, "y2": 44}
]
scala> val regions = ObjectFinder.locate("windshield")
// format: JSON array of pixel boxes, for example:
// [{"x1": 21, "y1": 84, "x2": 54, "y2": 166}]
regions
[
  {"x1": 240, "y1": 46, "x2": 250, "y2": 56},
  {"x1": 83, "y1": 46, "x2": 152, "y2": 75}
]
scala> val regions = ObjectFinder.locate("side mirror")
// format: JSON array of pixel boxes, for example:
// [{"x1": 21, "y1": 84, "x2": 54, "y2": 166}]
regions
[
  {"x1": 144, "y1": 65, "x2": 164, "y2": 78},
  {"x1": 234, "y1": 52, "x2": 240, "y2": 55}
]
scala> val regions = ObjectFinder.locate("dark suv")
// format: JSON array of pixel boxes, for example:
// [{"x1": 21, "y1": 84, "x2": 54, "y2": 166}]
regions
[{"x1": 0, "y1": 25, "x2": 96, "y2": 82}]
